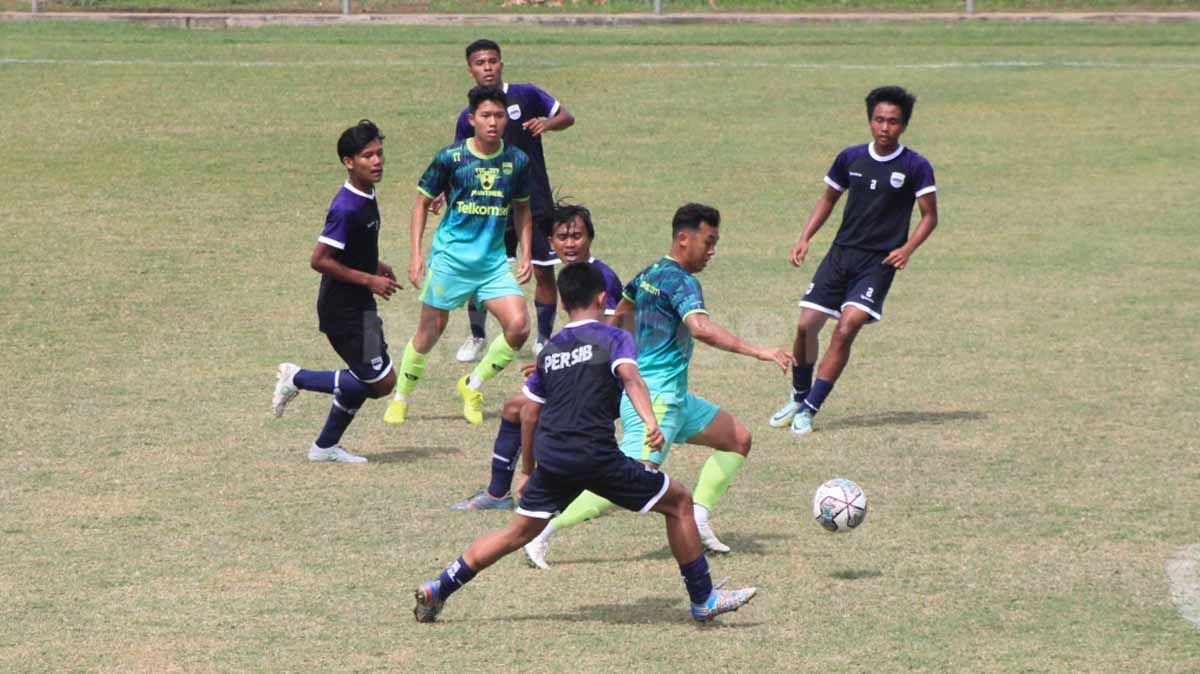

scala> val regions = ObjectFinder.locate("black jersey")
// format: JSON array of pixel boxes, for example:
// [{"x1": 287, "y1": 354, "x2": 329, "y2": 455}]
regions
[
  {"x1": 316, "y1": 181, "x2": 381, "y2": 332},
  {"x1": 824, "y1": 143, "x2": 936, "y2": 253}
]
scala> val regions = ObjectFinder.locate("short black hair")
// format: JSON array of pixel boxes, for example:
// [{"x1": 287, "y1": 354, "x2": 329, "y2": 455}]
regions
[
  {"x1": 337, "y1": 119, "x2": 384, "y2": 161},
  {"x1": 671, "y1": 203, "x2": 720, "y2": 236},
  {"x1": 866, "y1": 85, "x2": 916, "y2": 126},
  {"x1": 465, "y1": 39, "x2": 501, "y2": 62},
  {"x1": 557, "y1": 262, "x2": 606, "y2": 312},
  {"x1": 552, "y1": 200, "x2": 596, "y2": 240},
  {"x1": 468, "y1": 85, "x2": 507, "y2": 112}
]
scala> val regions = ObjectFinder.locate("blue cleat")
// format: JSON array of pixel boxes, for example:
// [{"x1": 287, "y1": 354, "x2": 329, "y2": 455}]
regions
[
  {"x1": 450, "y1": 490, "x2": 514, "y2": 511},
  {"x1": 790, "y1": 408, "x2": 814, "y2": 436},
  {"x1": 413, "y1": 581, "x2": 445, "y2": 623},
  {"x1": 691, "y1": 584, "x2": 757, "y2": 623}
]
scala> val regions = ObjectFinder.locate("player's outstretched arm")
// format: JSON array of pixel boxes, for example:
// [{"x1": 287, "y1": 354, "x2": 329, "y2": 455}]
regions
[
  {"x1": 613, "y1": 297, "x2": 635, "y2": 333},
  {"x1": 883, "y1": 193, "x2": 938, "y2": 270},
  {"x1": 516, "y1": 400, "x2": 543, "y2": 498},
  {"x1": 791, "y1": 186, "x2": 842, "y2": 267},
  {"x1": 685, "y1": 313, "x2": 794, "y2": 372},
  {"x1": 615, "y1": 363, "x2": 664, "y2": 452},
  {"x1": 408, "y1": 192, "x2": 434, "y2": 287},
  {"x1": 311, "y1": 243, "x2": 401, "y2": 299}
]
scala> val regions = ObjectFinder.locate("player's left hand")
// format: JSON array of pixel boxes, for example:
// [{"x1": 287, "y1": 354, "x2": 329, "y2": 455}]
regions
[
  {"x1": 515, "y1": 258, "x2": 533, "y2": 284},
  {"x1": 522, "y1": 118, "x2": 547, "y2": 136},
  {"x1": 515, "y1": 471, "x2": 531, "y2": 499},
  {"x1": 759, "y1": 347, "x2": 795, "y2": 372},
  {"x1": 883, "y1": 246, "x2": 913, "y2": 270}
]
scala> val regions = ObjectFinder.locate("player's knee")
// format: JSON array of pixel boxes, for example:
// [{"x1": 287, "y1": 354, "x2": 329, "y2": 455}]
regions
[
  {"x1": 504, "y1": 316, "x2": 531, "y2": 346},
  {"x1": 501, "y1": 395, "x2": 525, "y2": 421},
  {"x1": 734, "y1": 424, "x2": 753, "y2": 456}
]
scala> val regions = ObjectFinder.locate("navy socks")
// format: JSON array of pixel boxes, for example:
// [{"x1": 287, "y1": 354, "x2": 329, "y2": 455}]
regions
[
  {"x1": 313, "y1": 370, "x2": 370, "y2": 449},
  {"x1": 487, "y1": 418, "x2": 522, "y2": 498},
  {"x1": 680, "y1": 554, "x2": 713, "y2": 605}
]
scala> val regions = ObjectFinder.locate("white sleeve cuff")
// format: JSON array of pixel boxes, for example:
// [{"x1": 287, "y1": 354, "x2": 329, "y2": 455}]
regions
[
  {"x1": 915, "y1": 185, "x2": 937, "y2": 197},
  {"x1": 610, "y1": 358, "x2": 638, "y2": 375},
  {"x1": 824, "y1": 176, "x2": 845, "y2": 192},
  {"x1": 522, "y1": 385, "x2": 546, "y2": 404},
  {"x1": 317, "y1": 236, "x2": 346, "y2": 250}
]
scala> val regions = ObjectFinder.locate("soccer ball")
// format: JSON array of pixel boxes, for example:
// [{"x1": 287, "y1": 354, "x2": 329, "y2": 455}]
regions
[{"x1": 812, "y1": 478, "x2": 868, "y2": 533}]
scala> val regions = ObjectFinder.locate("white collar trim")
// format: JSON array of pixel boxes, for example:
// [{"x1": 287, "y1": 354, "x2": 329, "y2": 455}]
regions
[
  {"x1": 564, "y1": 319, "x2": 598, "y2": 328},
  {"x1": 869, "y1": 143, "x2": 905, "y2": 162},
  {"x1": 343, "y1": 181, "x2": 376, "y2": 200},
  {"x1": 503, "y1": 82, "x2": 509, "y2": 94}
]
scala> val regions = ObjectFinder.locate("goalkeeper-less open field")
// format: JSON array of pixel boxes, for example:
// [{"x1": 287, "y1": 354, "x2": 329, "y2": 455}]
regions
[{"x1": 1, "y1": 20, "x2": 1198, "y2": 673}]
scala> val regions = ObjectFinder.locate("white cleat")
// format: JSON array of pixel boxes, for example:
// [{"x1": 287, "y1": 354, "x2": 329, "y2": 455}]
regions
[
  {"x1": 456, "y1": 336, "x2": 486, "y2": 363},
  {"x1": 307, "y1": 443, "x2": 368, "y2": 464},
  {"x1": 697, "y1": 520, "x2": 731, "y2": 554},
  {"x1": 769, "y1": 399, "x2": 802, "y2": 428},
  {"x1": 531, "y1": 340, "x2": 546, "y2": 357},
  {"x1": 523, "y1": 537, "x2": 552, "y2": 570},
  {"x1": 272, "y1": 363, "x2": 301, "y2": 418},
  {"x1": 791, "y1": 408, "x2": 814, "y2": 436}
]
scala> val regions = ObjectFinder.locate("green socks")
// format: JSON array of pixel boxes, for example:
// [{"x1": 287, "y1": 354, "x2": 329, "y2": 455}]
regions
[
  {"x1": 396, "y1": 340, "x2": 428, "y2": 398},
  {"x1": 550, "y1": 490, "x2": 615, "y2": 530},
  {"x1": 692, "y1": 451, "x2": 746, "y2": 511},
  {"x1": 471, "y1": 336, "x2": 518, "y2": 385}
]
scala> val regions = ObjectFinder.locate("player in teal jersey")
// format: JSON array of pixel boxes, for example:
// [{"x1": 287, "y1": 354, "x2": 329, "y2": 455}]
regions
[
  {"x1": 523, "y1": 203, "x2": 793, "y2": 567},
  {"x1": 384, "y1": 85, "x2": 534, "y2": 426}
]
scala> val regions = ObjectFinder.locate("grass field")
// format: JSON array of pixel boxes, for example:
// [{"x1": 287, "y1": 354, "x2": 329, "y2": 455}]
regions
[
  {"x1": 7, "y1": 0, "x2": 1200, "y2": 15},
  {"x1": 2, "y1": 19, "x2": 1199, "y2": 673}
]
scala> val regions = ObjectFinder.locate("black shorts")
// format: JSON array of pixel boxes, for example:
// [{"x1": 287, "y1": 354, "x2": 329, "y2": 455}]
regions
[
  {"x1": 322, "y1": 309, "x2": 393, "y2": 384},
  {"x1": 505, "y1": 213, "x2": 560, "y2": 266},
  {"x1": 515, "y1": 455, "x2": 671, "y2": 519},
  {"x1": 800, "y1": 244, "x2": 896, "y2": 322}
]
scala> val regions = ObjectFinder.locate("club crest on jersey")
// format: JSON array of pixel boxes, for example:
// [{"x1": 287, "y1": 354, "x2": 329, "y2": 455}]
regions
[
  {"x1": 371, "y1": 357, "x2": 384, "y2": 371},
  {"x1": 507, "y1": 104, "x2": 521, "y2": 120},
  {"x1": 476, "y1": 167, "x2": 500, "y2": 191},
  {"x1": 502, "y1": 161, "x2": 513, "y2": 175},
  {"x1": 890, "y1": 172, "x2": 906, "y2": 188}
]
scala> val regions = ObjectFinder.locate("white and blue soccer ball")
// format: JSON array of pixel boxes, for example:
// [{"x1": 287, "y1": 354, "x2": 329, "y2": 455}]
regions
[{"x1": 812, "y1": 478, "x2": 868, "y2": 533}]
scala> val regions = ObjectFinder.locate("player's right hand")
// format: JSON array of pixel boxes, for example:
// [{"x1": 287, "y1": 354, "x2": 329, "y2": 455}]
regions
[
  {"x1": 643, "y1": 424, "x2": 665, "y2": 452},
  {"x1": 760, "y1": 347, "x2": 795, "y2": 372},
  {"x1": 368, "y1": 275, "x2": 402, "y2": 300},
  {"x1": 790, "y1": 239, "x2": 810, "y2": 267},
  {"x1": 520, "y1": 361, "x2": 538, "y2": 378},
  {"x1": 427, "y1": 193, "x2": 446, "y2": 215},
  {"x1": 407, "y1": 255, "x2": 425, "y2": 288},
  {"x1": 515, "y1": 471, "x2": 531, "y2": 500}
]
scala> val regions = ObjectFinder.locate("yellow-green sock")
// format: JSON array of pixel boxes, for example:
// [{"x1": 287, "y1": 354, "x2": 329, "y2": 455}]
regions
[
  {"x1": 549, "y1": 491, "x2": 615, "y2": 530},
  {"x1": 471, "y1": 335, "x2": 517, "y2": 385},
  {"x1": 693, "y1": 451, "x2": 746, "y2": 511},
  {"x1": 397, "y1": 340, "x2": 428, "y2": 397}
]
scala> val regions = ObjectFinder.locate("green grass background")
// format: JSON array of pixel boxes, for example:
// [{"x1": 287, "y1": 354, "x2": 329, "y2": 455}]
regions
[
  {"x1": 1, "y1": 20, "x2": 1198, "y2": 673},
  {"x1": 6, "y1": 0, "x2": 1200, "y2": 15}
]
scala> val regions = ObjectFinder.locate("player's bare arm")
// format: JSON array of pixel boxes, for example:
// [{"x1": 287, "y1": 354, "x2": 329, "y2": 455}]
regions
[
  {"x1": 522, "y1": 104, "x2": 575, "y2": 137},
  {"x1": 513, "y1": 199, "x2": 534, "y2": 284},
  {"x1": 791, "y1": 186, "x2": 843, "y2": 267},
  {"x1": 685, "y1": 312, "x2": 794, "y2": 372},
  {"x1": 615, "y1": 362, "x2": 664, "y2": 452},
  {"x1": 516, "y1": 399, "x2": 542, "y2": 498},
  {"x1": 613, "y1": 297, "x2": 636, "y2": 333},
  {"x1": 883, "y1": 193, "x2": 938, "y2": 270},
  {"x1": 311, "y1": 242, "x2": 401, "y2": 299},
  {"x1": 408, "y1": 192, "x2": 434, "y2": 287}
]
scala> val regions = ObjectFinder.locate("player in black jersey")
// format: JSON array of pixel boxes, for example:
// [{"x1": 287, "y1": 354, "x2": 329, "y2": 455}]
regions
[
  {"x1": 770, "y1": 86, "x2": 939, "y2": 436},
  {"x1": 413, "y1": 263, "x2": 756, "y2": 624}
]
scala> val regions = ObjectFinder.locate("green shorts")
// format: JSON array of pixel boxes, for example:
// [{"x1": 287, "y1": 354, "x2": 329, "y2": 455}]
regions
[
  {"x1": 618, "y1": 389, "x2": 720, "y2": 466},
  {"x1": 419, "y1": 263, "x2": 523, "y2": 311}
]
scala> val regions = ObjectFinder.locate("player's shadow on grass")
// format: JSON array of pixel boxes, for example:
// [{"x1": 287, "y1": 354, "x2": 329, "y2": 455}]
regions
[
  {"x1": 555, "y1": 532, "x2": 789, "y2": 566},
  {"x1": 363, "y1": 446, "x2": 458, "y2": 464},
  {"x1": 498, "y1": 595, "x2": 763, "y2": 627},
  {"x1": 821, "y1": 410, "x2": 985, "y2": 430}
]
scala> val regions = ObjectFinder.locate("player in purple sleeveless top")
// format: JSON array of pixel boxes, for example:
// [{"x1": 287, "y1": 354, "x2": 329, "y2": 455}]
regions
[
  {"x1": 413, "y1": 263, "x2": 756, "y2": 624},
  {"x1": 271, "y1": 120, "x2": 403, "y2": 463},
  {"x1": 438, "y1": 39, "x2": 577, "y2": 364},
  {"x1": 770, "y1": 86, "x2": 940, "y2": 436}
]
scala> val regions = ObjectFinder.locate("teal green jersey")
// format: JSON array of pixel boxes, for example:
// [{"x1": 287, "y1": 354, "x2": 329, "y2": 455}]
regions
[
  {"x1": 621, "y1": 256, "x2": 708, "y2": 395},
  {"x1": 417, "y1": 139, "x2": 531, "y2": 276}
]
